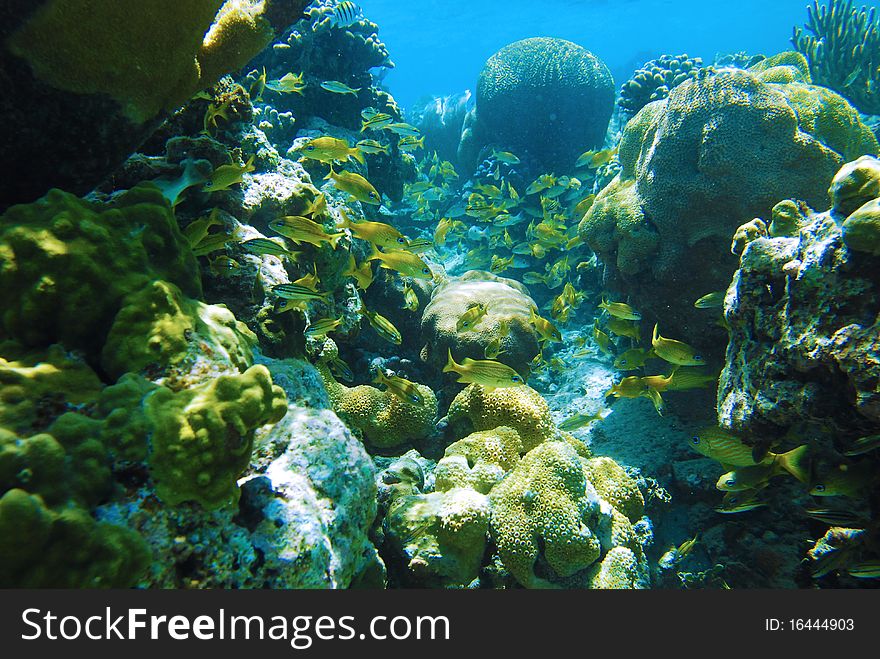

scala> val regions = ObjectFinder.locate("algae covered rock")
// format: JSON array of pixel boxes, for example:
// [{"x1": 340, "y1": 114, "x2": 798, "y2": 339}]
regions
[
  {"x1": 464, "y1": 37, "x2": 614, "y2": 171},
  {"x1": 579, "y1": 63, "x2": 878, "y2": 351}
]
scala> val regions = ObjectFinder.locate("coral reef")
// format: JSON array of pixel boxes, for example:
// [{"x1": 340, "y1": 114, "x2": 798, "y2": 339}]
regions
[
  {"x1": 461, "y1": 38, "x2": 614, "y2": 172},
  {"x1": 420, "y1": 271, "x2": 541, "y2": 377},
  {"x1": 618, "y1": 53, "x2": 703, "y2": 119},
  {"x1": 793, "y1": 0, "x2": 880, "y2": 114},
  {"x1": 0, "y1": 0, "x2": 307, "y2": 208},
  {"x1": 434, "y1": 427, "x2": 524, "y2": 494},
  {"x1": 578, "y1": 61, "x2": 878, "y2": 352}
]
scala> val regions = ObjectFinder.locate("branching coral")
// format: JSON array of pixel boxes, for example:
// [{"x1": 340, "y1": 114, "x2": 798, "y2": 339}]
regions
[{"x1": 793, "y1": 0, "x2": 880, "y2": 114}]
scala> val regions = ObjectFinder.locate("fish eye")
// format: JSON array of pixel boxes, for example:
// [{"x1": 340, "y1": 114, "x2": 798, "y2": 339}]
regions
[
  {"x1": 814, "y1": 484, "x2": 825, "y2": 492},
  {"x1": 694, "y1": 355, "x2": 703, "y2": 361},
  {"x1": 422, "y1": 267, "x2": 431, "y2": 274},
  {"x1": 370, "y1": 192, "x2": 379, "y2": 199},
  {"x1": 691, "y1": 436, "x2": 700, "y2": 445},
  {"x1": 410, "y1": 395, "x2": 420, "y2": 403},
  {"x1": 397, "y1": 237, "x2": 406, "y2": 244},
  {"x1": 306, "y1": 145, "x2": 315, "y2": 151},
  {"x1": 725, "y1": 478, "x2": 736, "y2": 487},
  {"x1": 512, "y1": 376, "x2": 523, "y2": 383}
]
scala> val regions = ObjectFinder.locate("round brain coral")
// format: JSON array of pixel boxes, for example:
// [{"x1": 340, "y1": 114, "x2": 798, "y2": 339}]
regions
[
  {"x1": 446, "y1": 384, "x2": 556, "y2": 453},
  {"x1": 488, "y1": 441, "x2": 603, "y2": 589},
  {"x1": 578, "y1": 61, "x2": 879, "y2": 353},
  {"x1": 420, "y1": 270, "x2": 540, "y2": 377},
  {"x1": 434, "y1": 426, "x2": 524, "y2": 494},
  {"x1": 470, "y1": 37, "x2": 614, "y2": 170}
]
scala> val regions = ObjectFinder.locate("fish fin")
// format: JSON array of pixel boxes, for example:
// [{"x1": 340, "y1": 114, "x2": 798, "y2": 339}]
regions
[
  {"x1": 324, "y1": 165, "x2": 336, "y2": 181},
  {"x1": 329, "y1": 232, "x2": 344, "y2": 249},
  {"x1": 366, "y1": 246, "x2": 383, "y2": 262},
  {"x1": 778, "y1": 444, "x2": 811, "y2": 483},
  {"x1": 652, "y1": 323, "x2": 660, "y2": 346},
  {"x1": 443, "y1": 349, "x2": 457, "y2": 374},
  {"x1": 352, "y1": 149, "x2": 366, "y2": 165}
]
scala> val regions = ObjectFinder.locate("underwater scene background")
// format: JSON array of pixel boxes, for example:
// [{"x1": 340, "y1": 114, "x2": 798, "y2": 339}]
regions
[{"x1": 0, "y1": 0, "x2": 878, "y2": 589}]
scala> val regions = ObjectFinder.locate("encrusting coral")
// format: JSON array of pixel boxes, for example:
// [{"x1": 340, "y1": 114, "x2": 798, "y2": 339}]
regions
[{"x1": 433, "y1": 427, "x2": 524, "y2": 494}]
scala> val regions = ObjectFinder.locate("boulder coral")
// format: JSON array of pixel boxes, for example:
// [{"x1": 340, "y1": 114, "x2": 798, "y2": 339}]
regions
[
  {"x1": 579, "y1": 59, "x2": 878, "y2": 351},
  {"x1": 434, "y1": 426, "x2": 524, "y2": 495}
]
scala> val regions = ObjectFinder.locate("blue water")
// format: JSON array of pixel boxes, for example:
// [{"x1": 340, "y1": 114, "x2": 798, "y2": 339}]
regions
[{"x1": 360, "y1": 0, "x2": 812, "y2": 110}]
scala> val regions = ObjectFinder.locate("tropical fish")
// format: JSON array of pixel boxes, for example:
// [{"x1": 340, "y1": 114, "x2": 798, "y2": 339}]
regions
[
  {"x1": 694, "y1": 291, "x2": 726, "y2": 309},
  {"x1": 606, "y1": 317, "x2": 641, "y2": 341},
  {"x1": 326, "y1": 0, "x2": 362, "y2": 28},
  {"x1": 525, "y1": 174, "x2": 557, "y2": 196},
  {"x1": 329, "y1": 356, "x2": 355, "y2": 382},
  {"x1": 847, "y1": 561, "x2": 880, "y2": 578},
  {"x1": 593, "y1": 323, "x2": 612, "y2": 355},
  {"x1": 842, "y1": 65, "x2": 863, "y2": 88},
  {"x1": 306, "y1": 193, "x2": 328, "y2": 218},
  {"x1": 606, "y1": 376, "x2": 648, "y2": 399},
  {"x1": 599, "y1": 299, "x2": 642, "y2": 321},
  {"x1": 305, "y1": 317, "x2": 342, "y2": 338},
  {"x1": 574, "y1": 194, "x2": 596, "y2": 217},
  {"x1": 558, "y1": 409, "x2": 608, "y2": 431},
  {"x1": 490, "y1": 254, "x2": 514, "y2": 273},
  {"x1": 208, "y1": 255, "x2": 240, "y2": 277},
  {"x1": 325, "y1": 167, "x2": 382, "y2": 205},
  {"x1": 356, "y1": 139, "x2": 390, "y2": 155},
  {"x1": 272, "y1": 283, "x2": 329, "y2": 302},
  {"x1": 690, "y1": 427, "x2": 809, "y2": 475},
  {"x1": 344, "y1": 254, "x2": 373, "y2": 289},
  {"x1": 406, "y1": 238, "x2": 434, "y2": 253},
  {"x1": 640, "y1": 371, "x2": 674, "y2": 393},
  {"x1": 368, "y1": 247, "x2": 433, "y2": 279},
  {"x1": 269, "y1": 215, "x2": 345, "y2": 248},
  {"x1": 717, "y1": 445, "x2": 811, "y2": 491},
  {"x1": 321, "y1": 80, "x2": 361, "y2": 95},
  {"x1": 241, "y1": 237, "x2": 293, "y2": 258},
  {"x1": 340, "y1": 211, "x2": 407, "y2": 249},
  {"x1": 652, "y1": 324, "x2": 706, "y2": 366},
  {"x1": 667, "y1": 368, "x2": 718, "y2": 391},
  {"x1": 298, "y1": 136, "x2": 365, "y2": 165},
  {"x1": 361, "y1": 112, "x2": 394, "y2": 132},
  {"x1": 842, "y1": 434, "x2": 880, "y2": 457},
  {"x1": 203, "y1": 98, "x2": 233, "y2": 133},
  {"x1": 374, "y1": 370, "x2": 425, "y2": 405},
  {"x1": 613, "y1": 348, "x2": 653, "y2": 371},
  {"x1": 363, "y1": 307, "x2": 402, "y2": 344},
  {"x1": 434, "y1": 218, "x2": 455, "y2": 246},
  {"x1": 443, "y1": 349, "x2": 526, "y2": 391},
  {"x1": 641, "y1": 387, "x2": 665, "y2": 415},
  {"x1": 265, "y1": 72, "x2": 306, "y2": 95},
  {"x1": 493, "y1": 150, "x2": 521, "y2": 165},
  {"x1": 402, "y1": 284, "x2": 419, "y2": 312},
  {"x1": 484, "y1": 336, "x2": 504, "y2": 359},
  {"x1": 715, "y1": 490, "x2": 767, "y2": 514},
  {"x1": 292, "y1": 265, "x2": 320, "y2": 292},
  {"x1": 575, "y1": 146, "x2": 618, "y2": 169},
  {"x1": 810, "y1": 461, "x2": 875, "y2": 497},
  {"x1": 384, "y1": 122, "x2": 420, "y2": 137},
  {"x1": 204, "y1": 155, "x2": 255, "y2": 192},
  {"x1": 803, "y1": 508, "x2": 868, "y2": 527},
  {"x1": 398, "y1": 135, "x2": 425, "y2": 152},
  {"x1": 677, "y1": 535, "x2": 699, "y2": 560},
  {"x1": 184, "y1": 209, "x2": 223, "y2": 247},
  {"x1": 407, "y1": 181, "x2": 435, "y2": 194},
  {"x1": 248, "y1": 67, "x2": 267, "y2": 101},
  {"x1": 530, "y1": 309, "x2": 562, "y2": 342},
  {"x1": 457, "y1": 303, "x2": 488, "y2": 331}
]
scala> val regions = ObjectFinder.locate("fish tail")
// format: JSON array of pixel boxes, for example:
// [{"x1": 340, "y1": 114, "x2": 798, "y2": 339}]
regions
[
  {"x1": 652, "y1": 323, "x2": 660, "y2": 346},
  {"x1": 443, "y1": 348, "x2": 458, "y2": 374},
  {"x1": 351, "y1": 148, "x2": 366, "y2": 165},
  {"x1": 324, "y1": 165, "x2": 336, "y2": 181},
  {"x1": 366, "y1": 246, "x2": 383, "y2": 262},
  {"x1": 329, "y1": 232, "x2": 344, "y2": 249},
  {"x1": 778, "y1": 444, "x2": 811, "y2": 483}
]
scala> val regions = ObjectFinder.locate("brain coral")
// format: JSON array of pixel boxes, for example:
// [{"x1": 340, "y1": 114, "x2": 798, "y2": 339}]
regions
[
  {"x1": 434, "y1": 426, "x2": 524, "y2": 494},
  {"x1": 578, "y1": 61, "x2": 878, "y2": 352},
  {"x1": 446, "y1": 384, "x2": 556, "y2": 453},
  {"x1": 420, "y1": 270, "x2": 540, "y2": 377},
  {"x1": 466, "y1": 37, "x2": 614, "y2": 171},
  {"x1": 316, "y1": 362, "x2": 437, "y2": 449},
  {"x1": 488, "y1": 441, "x2": 603, "y2": 588},
  {"x1": 0, "y1": 186, "x2": 201, "y2": 362}
]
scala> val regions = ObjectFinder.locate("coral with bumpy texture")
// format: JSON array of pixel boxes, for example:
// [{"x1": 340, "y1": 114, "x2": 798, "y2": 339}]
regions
[
  {"x1": 579, "y1": 63, "x2": 878, "y2": 352},
  {"x1": 316, "y1": 361, "x2": 437, "y2": 449},
  {"x1": 146, "y1": 365, "x2": 288, "y2": 508},
  {"x1": 793, "y1": 0, "x2": 880, "y2": 114},
  {"x1": 434, "y1": 427, "x2": 523, "y2": 494},
  {"x1": 467, "y1": 38, "x2": 614, "y2": 171},
  {"x1": 0, "y1": 186, "x2": 201, "y2": 361},
  {"x1": 420, "y1": 271, "x2": 540, "y2": 377},
  {"x1": 101, "y1": 280, "x2": 257, "y2": 382},
  {"x1": 581, "y1": 457, "x2": 644, "y2": 523},
  {"x1": 719, "y1": 162, "x2": 880, "y2": 440},
  {"x1": 619, "y1": 53, "x2": 702, "y2": 118},
  {"x1": 446, "y1": 384, "x2": 557, "y2": 453},
  {"x1": 384, "y1": 487, "x2": 489, "y2": 587},
  {"x1": 488, "y1": 441, "x2": 603, "y2": 588}
]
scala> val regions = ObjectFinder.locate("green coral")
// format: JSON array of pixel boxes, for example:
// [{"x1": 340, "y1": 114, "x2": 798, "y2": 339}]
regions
[
  {"x1": 488, "y1": 441, "x2": 602, "y2": 588},
  {"x1": 749, "y1": 51, "x2": 812, "y2": 83},
  {"x1": 434, "y1": 427, "x2": 523, "y2": 494},
  {"x1": 446, "y1": 384, "x2": 557, "y2": 453},
  {"x1": 842, "y1": 198, "x2": 880, "y2": 255},
  {"x1": 101, "y1": 280, "x2": 257, "y2": 381},
  {"x1": 6, "y1": 0, "x2": 278, "y2": 123},
  {"x1": 793, "y1": 0, "x2": 880, "y2": 114},
  {"x1": 829, "y1": 155, "x2": 880, "y2": 216},
  {"x1": 581, "y1": 457, "x2": 645, "y2": 523},
  {"x1": 145, "y1": 365, "x2": 288, "y2": 508},
  {"x1": 0, "y1": 186, "x2": 200, "y2": 361},
  {"x1": 316, "y1": 361, "x2": 437, "y2": 449}
]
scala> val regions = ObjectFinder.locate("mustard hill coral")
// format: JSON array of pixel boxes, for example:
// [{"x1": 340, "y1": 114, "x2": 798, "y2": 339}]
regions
[
  {"x1": 420, "y1": 271, "x2": 540, "y2": 377},
  {"x1": 829, "y1": 155, "x2": 880, "y2": 217},
  {"x1": 434, "y1": 427, "x2": 524, "y2": 494},
  {"x1": 0, "y1": 186, "x2": 201, "y2": 361},
  {"x1": 316, "y1": 361, "x2": 437, "y2": 449},
  {"x1": 581, "y1": 457, "x2": 645, "y2": 523},
  {"x1": 793, "y1": 0, "x2": 880, "y2": 114},
  {"x1": 446, "y1": 384, "x2": 557, "y2": 453},
  {"x1": 578, "y1": 62, "x2": 878, "y2": 351},
  {"x1": 488, "y1": 441, "x2": 603, "y2": 589}
]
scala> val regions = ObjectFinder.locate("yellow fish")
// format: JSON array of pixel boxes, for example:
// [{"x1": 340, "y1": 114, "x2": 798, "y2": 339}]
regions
[
  {"x1": 690, "y1": 427, "x2": 809, "y2": 473},
  {"x1": 574, "y1": 194, "x2": 596, "y2": 217},
  {"x1": 613, "y1": 348, "x2": 653, "y2": 371},
  {"x1": 593, "y1": 323, "x2": 612, "y2": 355},
  {"x1": 484, "y1": 336, "x2": 505, "y2": 359},
  {"x1": 606, "y1": 376, "x2": 648, "y2": 399},
  {"x1": 652, "y1": 324, "x2": 706, "y2": 366},
  {"x1": 599, "y1": 298, "x2": 641, "y2": 321},
  {"x1": 530, "y1": 309, "x2": 562, "y2": 342},
  {"x1": 292, "y1": 265, "x2": 320, "y2": 292},
  {"x1": 321, "y1": 80, "x2": 361, "y2": 95},
  {"x1": 241, "y1": 237, "x2": 293, "y2": 258},
  {"x1": 558, "y1": 408, "x2": 608, "y2": 431},
  {"x1": 208, "y1": 255, "x2": 240, "y2": 277},
  {"x1": 298, "y1": 137, "x2": 365, "y2": 165},
  {"x1": 204, "y1": 155, "x2": 255, "y2": 192},
  {"x1": 265, "y1": 72, "x2": 306, "y2": 95},
  {"x1": 325, "y1": 167, "x2": 382, "y2": 205},
  {"x1": 457, "y1": 303, "x2": 488, "y2": 331},
  {"x1": 368, "y1": 248, "x2": 433, "y2": 279},
  {"x1": 373, "y1": 370, "x2": 425, "y2": 405},
  {"x1": 340, "y1": 210, "x2": 407, "y2": 249},
  {"x1": 305, "y1": 317, "x2": 342, "y2": 338},
  {"x1": 606, "y1": 317, "x2": 641, "y2": 341},
  {"x1": 184, "y1": 208, "x2": 223, "y2": 247},
  {"x1": 667, "y1": 368, "x2": 718, "y2": 391},
  {"x1": 363, "y1": 307, "x2": 402, "y2": 344},
  {"x1": 269, "y1": 215, "x2": 345, "y2": 249},
  {"x1": 810, "y1": 461, "x2": 875, "y2": 497},
  {"x1": 443, "y1": 350, "x2": 526, "y2": 391},
  {"x1": 203, "y1": 98, "x2": 233, "y2": 134},
  {"x1": 715, "y1": 490, "x2": 767, "y2": 514},
  {"x1": 490, "y1": 254, "x2": 514, "y2": 273},
  {"x1": 640, "y1": 387, "x2": 666, "y2": 415},
  {"x1": 402, "y1": 284, "x2": 419, "y2": 312},
  {"x1": 694, "y1": 291, "x2": 726, "y2": 309},
  {"x1": 249, "y1": 67, "x2": 267, "y2": 101},
  {"x1": 272, "y1": 283, "x2": 329, "y2": 302},
  {"x1": 640, "y1": 370, "x2": 675, "y2": 393},
  {"x1": 344, "y1": 254, "x2": 373, "y2": 290}
]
